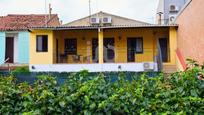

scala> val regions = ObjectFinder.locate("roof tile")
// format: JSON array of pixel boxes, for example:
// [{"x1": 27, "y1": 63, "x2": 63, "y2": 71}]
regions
[{"x1": 0, "y1": 14, "x2": 60, "y2": 31}]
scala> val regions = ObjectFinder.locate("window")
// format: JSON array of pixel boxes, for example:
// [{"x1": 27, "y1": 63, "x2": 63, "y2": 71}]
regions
[
  {"x1": 135, "y1": 38, "x2": 143, "y2": 53},
  {"x1": 64, "y1": 39, "x2": 77, "y2": 55},
  {"x1": 36, "y1": 35, "x2": 48, "y2": 52}
]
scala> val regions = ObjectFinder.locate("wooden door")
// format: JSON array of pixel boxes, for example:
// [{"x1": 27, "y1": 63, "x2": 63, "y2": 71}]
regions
[
  {"x1": 5, "y1": 37, "x2": 14, "y2": 63},
  {"x1": 159, "y1": 38, "x2": 168, "y2": 62},
  {"x1": 127, "y1": 38, "x2": 136, "y2": 62}
]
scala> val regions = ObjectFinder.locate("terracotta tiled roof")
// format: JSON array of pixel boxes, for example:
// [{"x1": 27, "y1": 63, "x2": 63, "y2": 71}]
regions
[{"x1": 0, "y1": 14, "x2": 60, "y2": 31}]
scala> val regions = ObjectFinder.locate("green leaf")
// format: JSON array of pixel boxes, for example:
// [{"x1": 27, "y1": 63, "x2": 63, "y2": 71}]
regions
[
  {"x1": 190, "y1": 90, "x2": 198, "y2": 97},
  {"x1": 85, "y1": 95, "x2": 90, "y2": 105},
  {"x1": 89, "y1": 103, "x2": 96, "y2": 110},
  {"x1": 59, "y1": 101, "x2": 66, "y2": 108}
]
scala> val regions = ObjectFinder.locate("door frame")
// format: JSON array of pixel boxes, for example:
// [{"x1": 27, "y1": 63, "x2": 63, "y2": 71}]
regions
[{"x1": 127, "y1": 37, "x2": 144, "y2": 62}]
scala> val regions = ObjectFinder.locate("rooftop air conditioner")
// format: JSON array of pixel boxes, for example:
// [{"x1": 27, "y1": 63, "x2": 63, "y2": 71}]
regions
[
  {"x1": 169, "y1": 15, "x2": 176, "y2": 23},
  {"x1": 102, "y1": 17, "x2": 112, "y2": 24},
  {"x1": 169, "y1": 5, "x2": 179, "y2": 12},
  {"x1": 90, "y1": 17, "x2": 100, "y2": 24}
]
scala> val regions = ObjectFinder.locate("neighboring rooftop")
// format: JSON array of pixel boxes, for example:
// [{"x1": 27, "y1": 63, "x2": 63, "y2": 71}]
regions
[
  {"x1": 64, "y1": 11, "x2": 149, "y2": 27},
  {"x1": 0, "y1": 14, "x2": 60, "y2": 31}
]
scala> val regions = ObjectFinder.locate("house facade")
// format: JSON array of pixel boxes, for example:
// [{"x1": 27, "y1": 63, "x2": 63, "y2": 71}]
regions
[
  {"x1": 0, "y1": 14, "x2": 60, "y2": 65},
  {"x1": 29, "y1": 12, "x2": 178, "y2": 73},
  {"x1": 175, "y1": 0, "x2": 204, "y2": 69},
  {"x1": 156, "y1": 0, "x2": 187, "y2": 24}
]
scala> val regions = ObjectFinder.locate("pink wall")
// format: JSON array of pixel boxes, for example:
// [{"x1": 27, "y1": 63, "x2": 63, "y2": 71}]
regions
[{"x1": 176, "y1": 0, "x2": 204, "y2": 64}]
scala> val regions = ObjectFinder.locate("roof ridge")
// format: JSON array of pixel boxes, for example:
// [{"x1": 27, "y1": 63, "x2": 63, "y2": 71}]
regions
[{"x1": 7, "y1": 14, "x2": 58, "y2": 16}]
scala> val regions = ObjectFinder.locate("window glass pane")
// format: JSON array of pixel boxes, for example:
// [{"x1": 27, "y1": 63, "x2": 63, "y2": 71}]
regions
[
  {"x1": 37, "y1": 36, "x2": 43, "y2": 51},
  {"x1": 42, "y1": 36, "x2": 48, "y2": 51},
  {"x1": 64, "y1": 39, "x2": 77, "y2": 55},
  {"x1": 36, "y1": 35, "x2": 48, "y2": 52},
  {"x1": 136, "y1": 38, "x2": 143, "y2": 53}
]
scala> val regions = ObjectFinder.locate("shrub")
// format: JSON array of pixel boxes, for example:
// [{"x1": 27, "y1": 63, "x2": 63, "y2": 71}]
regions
[
  {"x1": 12, "y1": 66, "x2": 30, "y2": 73},
  {"x1": 0, "y1": 61, "x2": 204, "y2": 114}
]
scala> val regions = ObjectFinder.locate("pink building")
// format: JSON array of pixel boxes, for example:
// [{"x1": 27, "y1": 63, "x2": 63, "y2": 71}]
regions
[{"x1": 176, "y1": 0, "x2": 204, "y2": 69}]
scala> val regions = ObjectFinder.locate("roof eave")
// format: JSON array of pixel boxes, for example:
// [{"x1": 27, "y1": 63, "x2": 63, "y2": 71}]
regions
[{"x1": 29, "y1": 24, "x2": 178, "y2": 31}]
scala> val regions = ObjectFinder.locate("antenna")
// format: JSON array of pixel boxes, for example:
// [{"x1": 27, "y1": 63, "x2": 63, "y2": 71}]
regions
[
  {"x1": 49, "y1": 3, "x2": 52, "y2": 20},
  {"x1": 89, "y1": 0, "x2": 91, "y2": 23},
  {"x1": 45, "y1": 0, "x2": 48, "y2": 27}
]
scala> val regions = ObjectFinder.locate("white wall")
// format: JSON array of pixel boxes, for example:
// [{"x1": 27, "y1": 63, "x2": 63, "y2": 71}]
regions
[
  {"x1": 30, "y1": 63, "x2": 158, "y2": 72},
  {"x1": 14, "y1": 35, "x2": 18, "y2": 63}
]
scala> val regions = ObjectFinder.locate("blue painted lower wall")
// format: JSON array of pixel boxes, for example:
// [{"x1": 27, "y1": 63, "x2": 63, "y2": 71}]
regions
[
  {"x1": 18, "y1": 32, "x2": 29, "y2": 64},
  {"x1": 0, "y1": 32, "x2": 5, "y2": 65}
]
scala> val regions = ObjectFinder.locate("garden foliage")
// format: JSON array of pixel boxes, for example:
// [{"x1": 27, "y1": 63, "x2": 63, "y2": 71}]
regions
[{"x1": 0, "y1": 60, "x2": 204, "y2": 114}]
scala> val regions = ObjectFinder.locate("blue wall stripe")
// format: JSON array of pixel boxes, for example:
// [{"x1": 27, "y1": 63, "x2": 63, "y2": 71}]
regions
[
  {"x1": 0, "y1": 32, "x2": 6, "y2": 65},
  {"x1": 18, "y1": 32, "x2": 29, "y2": 63}
]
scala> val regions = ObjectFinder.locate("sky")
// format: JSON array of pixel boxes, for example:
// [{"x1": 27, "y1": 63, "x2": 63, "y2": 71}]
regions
[{"x1": 0, "y1": 0, "x2": 159, "y2": 24}]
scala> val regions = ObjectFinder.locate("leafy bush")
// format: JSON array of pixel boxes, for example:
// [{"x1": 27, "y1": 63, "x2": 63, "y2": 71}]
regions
[
  {"x1": 0, "y1": 63, "x2": 204, "y2": 114},
  {"x1": 12, "y1": 66, "x2": 29, "y2": 73}
]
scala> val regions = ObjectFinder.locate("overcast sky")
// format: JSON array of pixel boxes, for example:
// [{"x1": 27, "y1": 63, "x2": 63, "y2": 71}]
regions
[{"x1": 0, "y1": 0, "x2": 159, "y2": 24}]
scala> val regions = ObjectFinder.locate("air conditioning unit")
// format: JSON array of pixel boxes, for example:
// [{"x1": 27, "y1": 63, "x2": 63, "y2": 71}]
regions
[
  {"x1": 143, "y1": 62, "x2": 154, "y2": 71},
  {"x1": 90, "y1": 17, "x2": 100, "y2": 24},
  {"x1": 169, "y1": 15, "x2": 176, "y2": 23},
  {"x1": 102, "y1": 17, "x2": 112, "y2": 24},
  {"x1": 169, "y1": 5, "x2": 179, "y2": 12}
]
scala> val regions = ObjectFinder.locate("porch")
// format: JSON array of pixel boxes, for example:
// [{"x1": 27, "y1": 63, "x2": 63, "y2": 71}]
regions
[{"x1": 53, "y1": 28, "x2": 170, "y2": 63}]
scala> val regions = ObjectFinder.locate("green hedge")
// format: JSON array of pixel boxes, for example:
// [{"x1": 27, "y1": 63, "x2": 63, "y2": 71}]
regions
[{"x1": 0, "y1": 64, "x2": 204, "y2": 114}]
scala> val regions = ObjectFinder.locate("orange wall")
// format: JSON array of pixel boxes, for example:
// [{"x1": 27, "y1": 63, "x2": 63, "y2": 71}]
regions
[{"x1": 176, "y1": 0, "x2": 204, "y2": 64}]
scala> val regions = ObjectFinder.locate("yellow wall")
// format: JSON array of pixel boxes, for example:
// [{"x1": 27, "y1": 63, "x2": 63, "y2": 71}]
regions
[
  {"x1": 98, "y1": 29, "x2": 104, "y2": 64},
  {"x1": 104, "y1": 28, "x2": 168, "y2": 63},
  {"x1": 30, "y1": 30, "x2": 54, "y2": 64},
  {"x1": 168, "y1": 27, "x2": 177, "y2": 65},
  {"x1": 53, "y1": 30, "x2": 98, "y2": 63}
]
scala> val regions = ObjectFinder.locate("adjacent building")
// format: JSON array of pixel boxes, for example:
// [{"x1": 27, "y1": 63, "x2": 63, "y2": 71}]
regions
[
  {"x1": 156, "y1": 0, "x2": 187, "y2": 24},
  {"x1": 175, "y1": 0, "x2": 204, "y2": 69},
  {"x1": 0, "y1": 14, "x2": 60, "y2": 65}
]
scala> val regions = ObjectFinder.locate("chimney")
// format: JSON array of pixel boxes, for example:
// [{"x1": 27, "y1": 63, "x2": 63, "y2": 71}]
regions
[
  {"x1": 157, "y1": 12, "x2": 163, "y2": 25},
  {"x1": 49, "y1": 3, "x2": 52, "y2": 19},
  {"x1": 60, "y1": 20, "x2": 63, "y2": 25}
]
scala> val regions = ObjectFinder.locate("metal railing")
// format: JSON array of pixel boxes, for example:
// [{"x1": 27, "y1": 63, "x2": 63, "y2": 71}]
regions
[
  {"x1": 0, "y1": 58, "x2": 11, "y2": 72},
  {"x1": 55, "y1": 49, "x2": 157, "y2": 64},
  {"x1": 156, "y1": 40, "x2": 163, "y2": 71}
]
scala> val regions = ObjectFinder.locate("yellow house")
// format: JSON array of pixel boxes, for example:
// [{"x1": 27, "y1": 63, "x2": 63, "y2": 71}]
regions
[{"x1": 29, "y1": 12, "x2": 178, "y2": 72}]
